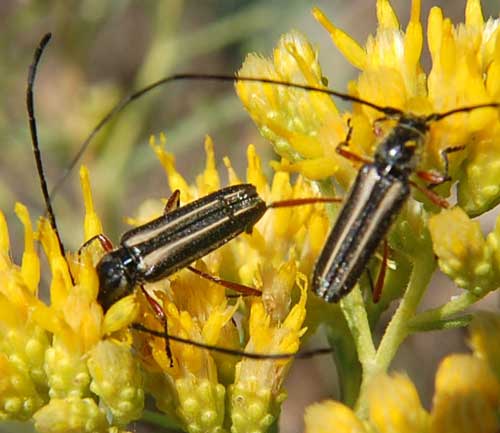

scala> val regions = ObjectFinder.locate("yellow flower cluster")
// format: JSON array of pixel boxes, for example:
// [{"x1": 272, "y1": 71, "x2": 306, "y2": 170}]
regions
[
  {"x1": 304, "y1": 311, "x2": 500, "y2": 433},
  {"x1": 3, "y1": 0, "x2": 500, "y2": 432},
  {"x1": 237, "y1": 0, "x2": 500, "y2": 303},
  {"x1": 235, "y1": 0, "x2": 500, "y2": 428},
  {"x1": 134, "y1": 135, "x2": 327, "y2": 432},
  {"x1": 0, "y1": 135, "x2": 328, "y2": 432},
  {"x1": 238, "y1": 0, "x2": 500, "y2": 217},
  {"x1": 0, "y1": 191, "x2": 143, "y2": 432}
]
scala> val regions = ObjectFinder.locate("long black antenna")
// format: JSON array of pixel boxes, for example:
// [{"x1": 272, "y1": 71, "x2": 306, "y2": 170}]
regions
[
  {"x1": 50, "y1": 73, "x2": 500, "y2": 202},
  {"x1": 26, "y1": 32, "x2": 67, "y2": 259},
  {"x1": 48, "y1": 73, "x2": 405, "y2": 201},
  {"x1": 49, "y1": 77, "x2": 500, "y2": 203},
  {"x1": 132, "y1": 323, "x2": 332, "y2": 360},
  {"x1": 427, "y1": 102, "x2": 500, "y2": 122}
]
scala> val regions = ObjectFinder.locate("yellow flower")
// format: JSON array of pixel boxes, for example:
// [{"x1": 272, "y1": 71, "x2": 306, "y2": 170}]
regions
[
  {"x1": 431, "y1": 354, "x2": 500, "y2": 433},
  {"x1": 237, "y1": 30, "x2": 356, "y2": 188},
  {"x1": 368, "y1": 373, "x2": 429, "y2": 433},
  {"x1": 0, "y1": 171, "x2": 143, "y2": 432},
  {"x1": 137, "y1": 271, "x2": 237, "y2": 432},
  {"x1": 305, "y1": 340, "x2": 500, "y2": 433},
  {"x1": 314, "y1": 0, "x2": 425, "y2": 115},
  {"x1": 469, "y1": 311, "x2": 500, "y2": 381},
  {"x1": 1, "y1": 125, "x2": 327, "y2": 432},
  {"x1": 304, "y1": 400, "x2": 366, "y2": 433},
  {"x1": 230, "y1": 275, "x2": 308, "y2": 433},
  {"x1": 33, "y1": 397, "x2": 109, "y2": 433},
  {"x1": 0, "y1": 206, "x2": 49, "y2": 421},
  {"x1": 238, "y1": 0, "x2": 500, "y2": 217},
  {"x1": 132, "y1": 136, "x2": 324, "y2": 433},
  {"x1": 87, "y1": 340, "x2": 144, "y2": 425},
  {"x1": 426, "y1": 1, "x2": 500, "y2": 216}
]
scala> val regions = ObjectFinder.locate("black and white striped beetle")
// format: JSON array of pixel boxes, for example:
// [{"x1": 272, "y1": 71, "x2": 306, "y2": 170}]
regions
[
  {"x1": 311, "y1": 109, "x2": 483, "y2": 302},
  {"x1": 95, "y1": 183, "x2": 266, "y2": 310}
]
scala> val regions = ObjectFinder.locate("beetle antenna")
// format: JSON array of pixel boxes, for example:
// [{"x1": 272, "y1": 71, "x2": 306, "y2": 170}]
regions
[
  {"x1": 427, "y1": 102, "x2": 500, "y2": 122},
  {"x1": 132, "y1": 323, "x2": 332, "y2": 360},
  {"x1": 26, "y1": 32, "x2": 68, "y2": 260},
  {"x1": 49, "y1": 73, "x2": 404, "y2": 201}
]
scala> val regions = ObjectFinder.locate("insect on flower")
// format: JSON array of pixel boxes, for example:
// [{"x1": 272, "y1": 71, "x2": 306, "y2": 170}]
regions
[
  {"x1": 56, "y1": 65, "x2": 500, "y2": 305},
  {"x1": 310, "y1": 107, "x2": 500, "y2": 303},
  {"x1": 27, "y1": 33, "x2": 336, "y2": 363}
]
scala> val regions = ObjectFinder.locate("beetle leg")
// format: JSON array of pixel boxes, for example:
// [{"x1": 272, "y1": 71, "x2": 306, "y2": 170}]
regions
[
  {"x1": 164, "y1": 189, "x2": 181, "y2": 214},
  {"x1": 409, "y1": 180, "x2": 450, "y2": 208},
  {"x1": 336, "y1": 119, "x2": 373, "y2": 165},
  {"x1": 416, "y1": 145, "x2": 465, "y2": 187},
  {"x1": 140, "y1": 285, "x2": 174, "y2": 367},
  {"x1": 78, "y1": 233, "x2": 114, "y2": 255},
  {"x1": 372, "y1": 239, "x2": 389, "y2": 303},
  {"x1": 187, "y1": 265, "x2": 261, "y2": 296}
]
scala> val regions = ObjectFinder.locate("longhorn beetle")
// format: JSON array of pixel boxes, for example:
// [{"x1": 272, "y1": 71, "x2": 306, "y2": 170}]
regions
[
  {"x1": 50, "y1": 63, "x2": 500, "y2": 304},
  {"x1": 27, "y1": 33, "x2": 337, "y2": 363}
]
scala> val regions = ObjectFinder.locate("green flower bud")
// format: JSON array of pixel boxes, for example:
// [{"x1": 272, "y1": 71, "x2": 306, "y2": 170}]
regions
[
  {"x1": 0, "y1": 353, "x2": 45, "y2": 420},
  {"x1": 88, "y1": 340, "x2": 144, "y2": 425},
  {"x1": 429, "y1": 207, "x2": 496, "y2": 295},
  {"x1": 33, "y1": 397, "x2": 108, "y2": 433},
  {"x1": 175, "y1": 376, "x2": 226, "y2": 433},
  {"x1": 44, "y1": 340, "x2": 90, "y2": 399}
]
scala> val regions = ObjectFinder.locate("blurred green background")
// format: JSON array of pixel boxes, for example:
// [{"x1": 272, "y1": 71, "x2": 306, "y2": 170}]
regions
[{"x1": 1, "y1": 1, "x2": 499, "y2": 432}]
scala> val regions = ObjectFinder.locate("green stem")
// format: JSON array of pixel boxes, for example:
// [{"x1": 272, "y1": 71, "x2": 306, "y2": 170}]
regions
[
  {"x1": 338, "y1": 287, "x2": 376, "y2": 408},
  {"x1": 142, "y1": 409, "x2": 183, "y2": 431},
  {"x1": 375, "y1": 254, "x2": 435, "y2": 369},
  {"x1": 326, "y1": 324, "x2": 362, "y2": 407},
  {"x1": 340, "y1": 287, "x2": 376, "y2": 366},
  {"x1": 408, "y1": 291, "x2": 479, "y2": 330},
  {"x1": 268, "y1": 419, "x2": 279, "y2": 433},
  {"x1": 408, "y1": 314, "x2": 472, "y2": 332},
  {"x1": 355, "y1": 253, "x2": 435, "y2": 417}
]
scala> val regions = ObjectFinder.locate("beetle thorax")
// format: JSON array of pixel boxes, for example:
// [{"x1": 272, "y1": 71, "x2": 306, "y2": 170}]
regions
[{"x1": 374, "y1": 116, "x2": 428, "y2": 177}]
